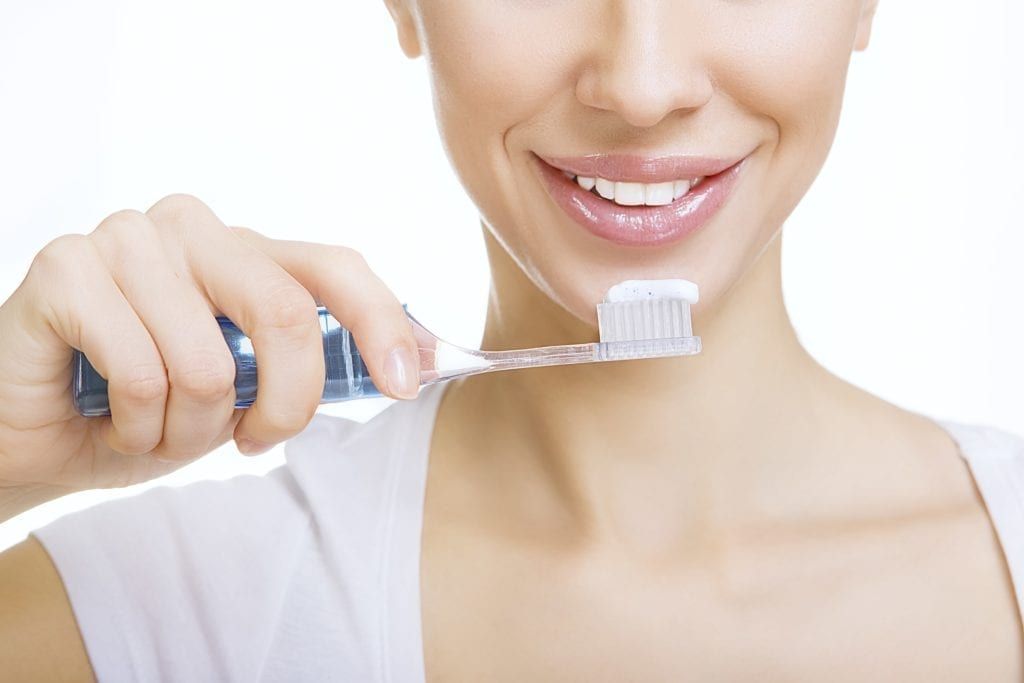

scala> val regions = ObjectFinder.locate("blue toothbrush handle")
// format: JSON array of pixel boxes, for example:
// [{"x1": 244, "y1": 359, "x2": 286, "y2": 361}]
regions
[{"x1": 71, "y1": 305, "x2": 383, "y2": 417}]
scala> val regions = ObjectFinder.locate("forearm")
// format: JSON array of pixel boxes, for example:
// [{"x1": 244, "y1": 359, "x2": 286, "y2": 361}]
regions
[{"x1": 0, "y1": 537, "x2": 96, "y2": 682}]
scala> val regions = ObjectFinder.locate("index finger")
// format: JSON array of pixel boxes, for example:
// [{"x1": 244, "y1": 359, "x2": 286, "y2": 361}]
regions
[{"x1": 230, "y1": 228, "x2": 421, "y2": 401}]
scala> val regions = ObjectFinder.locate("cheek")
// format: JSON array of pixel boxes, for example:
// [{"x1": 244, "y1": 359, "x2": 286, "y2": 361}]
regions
[
  {"x1": 419, "y1": 2, "x2": 577, "y2": 128},
  {"x1": 417, "y1": 2, "x2": 585, "y2": 263},
  {"x1": 712, "y1": 2, "x2": 860, "y2": 142},
  {"x1": 706, "y1": 1, "x2": 861, "y2": 238}
]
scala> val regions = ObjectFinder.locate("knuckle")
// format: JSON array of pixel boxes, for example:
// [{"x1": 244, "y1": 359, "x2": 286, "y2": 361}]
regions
[
  {"x1": 348, "y1": 296, "x2": 405, "y2": 337},
  {"x1": 229, "y1": 225, "x2": 258, "y2": 239},
  {"x1": 228, "y1": 225, "x2": 268, "y2": 251},
  {"x1": 169, "y1": 352, "x2": 236, "y2": 401},
  {"x1": 91, "y1": 209, "x2": 150, "y2": 265},
  {"x1": 149, "y1": 192, "x2": 207, "y2": 214},
  {"x1": 327, "y1": 244, "x2": 367, "y2": 269},
  {"x1": 31, "y1": 234, "x2": 88, "y2": 276},
  {"x1": 259, "y1": 405, "x2": 315, "y2": 436},
  {"x1": 254, "y1": 284, "x2": 319, "y2": 336},
  {"x1": 111, "y1": 429, "x2": 162, "y2": 458},
  {"x1": 95, "y1": 209, "x2": 147, "y2": 236},
  {"x1": 145, "y1": 447, "x2": 185, "y2": 464},
  {"x1": 146, "y1": 193, "x2": 212, "y2": 229},
  {"x1": 118, "y1": 364, "x2": 169, "y2": 403}
]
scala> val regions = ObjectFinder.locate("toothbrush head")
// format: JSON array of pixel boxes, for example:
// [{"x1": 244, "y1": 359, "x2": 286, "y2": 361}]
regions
[
  {"x1": 597, "y1": 279, "x2": 699, "y2": 343},
  {"x1": 407, "y1": 278, "x2": 701, "y2": 383}
]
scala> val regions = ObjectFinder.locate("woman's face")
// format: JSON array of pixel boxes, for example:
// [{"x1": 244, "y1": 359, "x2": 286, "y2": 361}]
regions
[{"x1": 384, "y1": 0, "x2": 878, "y2": 327}]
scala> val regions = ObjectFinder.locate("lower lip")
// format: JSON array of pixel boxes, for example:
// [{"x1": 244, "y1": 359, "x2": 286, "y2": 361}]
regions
[{"x1": 533, "y1": 153, "x2": 748, "y2": 247}]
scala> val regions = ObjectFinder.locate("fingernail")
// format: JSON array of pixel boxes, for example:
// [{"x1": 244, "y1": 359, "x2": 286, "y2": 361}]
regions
[
  {"x1": 384, "y1": 346, "x2": 418, "y2": 399},
  {"x1": 236, "y1": 438, "x2": 272, "y2": 456}
]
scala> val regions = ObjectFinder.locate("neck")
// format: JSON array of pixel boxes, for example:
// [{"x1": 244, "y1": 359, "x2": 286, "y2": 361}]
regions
[{"x1": 434, "y1": 225, "x2": 870, "y2": 553}]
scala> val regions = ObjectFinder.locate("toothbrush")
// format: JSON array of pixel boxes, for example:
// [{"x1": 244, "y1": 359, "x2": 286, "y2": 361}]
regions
[{"x1": 71, "y1": 279, "x2": 702, "y2": 417}]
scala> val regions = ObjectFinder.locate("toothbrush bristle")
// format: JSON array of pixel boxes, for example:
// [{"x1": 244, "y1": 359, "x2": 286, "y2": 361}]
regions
[{"x1": 597, "y1": 298, "x2": 693, "y2": 343}]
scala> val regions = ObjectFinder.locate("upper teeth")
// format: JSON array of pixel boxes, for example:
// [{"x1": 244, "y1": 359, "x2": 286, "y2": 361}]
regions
[{"x1": 564, "y1": 173, "x2": 704, "y2": 206}]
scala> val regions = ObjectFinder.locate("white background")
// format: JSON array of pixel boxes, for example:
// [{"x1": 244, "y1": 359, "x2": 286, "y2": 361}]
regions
[{"x1": 1, "y1": 1, "x2": 1021, "y2": 551}]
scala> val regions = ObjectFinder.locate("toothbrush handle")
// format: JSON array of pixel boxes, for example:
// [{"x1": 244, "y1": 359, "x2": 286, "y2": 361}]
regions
[{"x1": 71, "y1": 306, "x2": 382, "y2": 417}]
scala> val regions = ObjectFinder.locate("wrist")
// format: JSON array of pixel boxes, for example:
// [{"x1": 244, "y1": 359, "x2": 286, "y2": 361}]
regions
[{"x1": 0, "y1": 484, "x2": 70, "y2": 524}]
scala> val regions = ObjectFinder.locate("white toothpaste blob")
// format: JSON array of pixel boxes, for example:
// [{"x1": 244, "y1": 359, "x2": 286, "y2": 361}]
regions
[
  {"x1": 434, "y1": 342, "x2": 491, "y2": 373},
  {"x1": 603, "y1": 279, "x2": 700, "y2": 305}
]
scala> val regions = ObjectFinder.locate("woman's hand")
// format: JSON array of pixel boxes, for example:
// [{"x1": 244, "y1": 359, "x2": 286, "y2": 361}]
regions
[{"x1": 0, "y1": 193, "x2": 419, "y2": 521}]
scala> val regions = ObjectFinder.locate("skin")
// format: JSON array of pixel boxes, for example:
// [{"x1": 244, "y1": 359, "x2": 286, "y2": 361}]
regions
[
  {"x1": 0, "y1": 199, "x2": 423, "y2": 678},
  {"x1": 0, "y1": 0, "x2": 1019, "y2": 679},
  {"x1": 382, "y1": 0, "x2": 1024, "y2": 678}
]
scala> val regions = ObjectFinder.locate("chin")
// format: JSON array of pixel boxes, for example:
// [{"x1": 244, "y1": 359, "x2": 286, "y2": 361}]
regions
[{"x1": 485, "y1": 202, "x2": 767, "y2": 339}]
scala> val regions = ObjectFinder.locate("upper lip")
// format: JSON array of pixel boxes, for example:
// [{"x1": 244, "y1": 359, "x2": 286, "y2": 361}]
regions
[{"x1": 536, "y1": 152, "x2": 747, "y2": 183}]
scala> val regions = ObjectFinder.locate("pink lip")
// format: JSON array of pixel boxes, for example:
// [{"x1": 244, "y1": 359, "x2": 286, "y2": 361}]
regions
[
  {"x1": 533, "y1": 152, "x2": 750, "y2": 247},
  {"x1": 537, "y1": 153, "x2": 742, "y2": 184}
]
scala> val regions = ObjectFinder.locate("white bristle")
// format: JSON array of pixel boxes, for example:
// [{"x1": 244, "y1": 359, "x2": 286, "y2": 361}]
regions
[{"x1": 597, "y1": 298, "x2": 693, "y2": 342}]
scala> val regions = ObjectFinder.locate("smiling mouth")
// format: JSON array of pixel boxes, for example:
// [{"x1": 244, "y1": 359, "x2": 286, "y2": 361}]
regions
[
  {"x1": 557, "y1": 170, "x2": 707, "y2": 207},
  {"x1": 532, "y1": 150, "x2": 752, "y2": 247}
]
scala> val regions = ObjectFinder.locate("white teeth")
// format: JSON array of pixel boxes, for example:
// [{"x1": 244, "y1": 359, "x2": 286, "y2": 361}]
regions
[
  {"x1": 673, "y1": 179, "x2": 691, "y2": 200},
  {"x1": 644, "y1": 181, "x2": 675, "y2": 206},
  {"x1": 595, "y1": 177, "x2": 616, "y2": 200},
  {"x1": 614, "y1": 182, "x2": 645, "y2": 206},
  {"x1": 569, "y1": 172, "x2": 704, "y2": 206}
]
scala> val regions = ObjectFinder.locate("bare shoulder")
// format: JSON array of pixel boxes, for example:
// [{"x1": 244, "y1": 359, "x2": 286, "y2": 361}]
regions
[
  {"x1": 824, "y1": 373, "x2": 991, "y2": 509},
  {"x1": 0, "y1": 536, "x2": 94, "y2": 682},
  {"x1": 869, "y1": 399, "x2": 1024, "y2": 671}
]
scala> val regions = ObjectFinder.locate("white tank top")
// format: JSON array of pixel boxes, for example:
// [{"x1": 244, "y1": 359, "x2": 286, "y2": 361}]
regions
[{"x1": 33, "y1": 383, "x2": 1024, "y2": 681}]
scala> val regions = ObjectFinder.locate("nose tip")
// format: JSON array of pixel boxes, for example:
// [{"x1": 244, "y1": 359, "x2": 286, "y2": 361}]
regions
[
  {"x1": 576, "y1": 66, "x2": 714, "y2": 128},
  {"x1": 575, "y1": 8, "x2": 714, "y2": 129}
]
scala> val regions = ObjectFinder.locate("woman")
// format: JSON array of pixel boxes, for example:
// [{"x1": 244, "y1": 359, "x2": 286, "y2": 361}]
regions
[{"x1": 1, "y1": 0, "x2": 1021, "y2": 679}]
